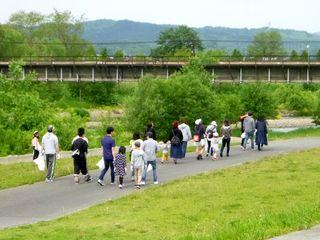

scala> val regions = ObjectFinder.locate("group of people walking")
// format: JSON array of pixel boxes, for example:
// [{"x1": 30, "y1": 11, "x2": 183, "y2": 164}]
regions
[{"x1": 31, "y1": 112, "x2": 268, "y2": 189}]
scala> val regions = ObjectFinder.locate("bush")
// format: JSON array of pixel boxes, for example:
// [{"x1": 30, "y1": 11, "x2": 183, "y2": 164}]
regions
[
  {"x1": 74, "y1": 108, "x2": 90, "y2": 119},
  {"x1": 124, "y1": 61, "x2": 225, "y2": 140}
]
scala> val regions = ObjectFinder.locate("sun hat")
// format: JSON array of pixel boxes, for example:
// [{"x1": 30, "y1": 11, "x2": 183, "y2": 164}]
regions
[
  {"x1": 195, "y1": 119, "x2": 202, "y2": 125},
  {"x1": 211, "y1": 121, "x2": 217, "y2": 126}
]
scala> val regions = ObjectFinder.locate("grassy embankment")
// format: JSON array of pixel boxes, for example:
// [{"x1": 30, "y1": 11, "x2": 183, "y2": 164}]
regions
[{"x1": 1, "y1": 148, "x2": 320, "y2": 239}]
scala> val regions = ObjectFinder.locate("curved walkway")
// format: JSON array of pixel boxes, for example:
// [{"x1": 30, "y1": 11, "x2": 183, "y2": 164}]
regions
[{"x1": 0, "y1": 137, "x2": 319, "y2": 235}]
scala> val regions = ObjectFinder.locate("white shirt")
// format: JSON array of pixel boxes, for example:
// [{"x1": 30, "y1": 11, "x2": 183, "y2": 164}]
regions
[
  {"x1": 42, "y1": 132, "x2": 59, "y2": 154},
  {"x1": 32, "y1": 137, "x2": 41, "y2": 151}
]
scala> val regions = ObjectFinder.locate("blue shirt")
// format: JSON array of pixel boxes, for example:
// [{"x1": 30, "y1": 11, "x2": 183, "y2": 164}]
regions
[{"x1": 101, "y1": 135, "x2": 115, "y2": 159}]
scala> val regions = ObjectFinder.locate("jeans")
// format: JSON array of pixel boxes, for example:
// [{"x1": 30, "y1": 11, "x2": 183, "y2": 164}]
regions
[
  {"x1": 244, "y1": 131, "x2": 254, "y2": 149},
  {"x1": 206, "y1": 139, "x2": 211, "y2": 154},
  {"x1": 181, "y1": 141, "x2": 188, "y2": 158},
  {"x1": 220, "y1": 138, "x2": 231, "y2": 156},
  {"x1": 45, "y1": 154, "x2": 56, "y2": 180},
  {"x1": 142, "y1": 161, "x2": 157, "y2": 182},
  {"x1": 98, "y1": 158, "x2": 115, "y2": 183}
]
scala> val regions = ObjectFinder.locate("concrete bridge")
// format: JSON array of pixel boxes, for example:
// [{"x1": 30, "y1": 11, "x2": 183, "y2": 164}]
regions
[{"x1": 1, "y1": 57, "x2": 320, "y2": 83}]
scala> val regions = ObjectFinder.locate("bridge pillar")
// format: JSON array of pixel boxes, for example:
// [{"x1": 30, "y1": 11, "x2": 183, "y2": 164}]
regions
[
  {"x1": 307, "y1": 68, "x2": 310, "y2": 83},
  {"x1": 45, "y1": 67, "x2": 48, "y2": 82},
  {"x1": 268, "y1": 68, "x2": 271, "y2": 82},
  {"x1": 287, "y1": 68, "x2": 290, "y2": 83},
  {"x1": 141, "y1": 68, "x2": 144, "y2": 78},
  {"x1": 76, "y1": 73, "x2": 79, "y2": 82},
  {"x1": 92, "y1": 67, "x2": 95, "y2": 82},
  {"x1": 116, "y1": 66, "x2": 119, "y2": 83},
  {"x1": 60, "y1": 67, "x2": 63, "y2": 82},
  {"x1": 212, "y1": 68, "x2": 215, "y2": 83},
  {"x1": 239, "y1": 68, "x2": 243, "y2": 83},
  {"x1": 166, "y1": 66, "x2": 169, "y2": 80}
]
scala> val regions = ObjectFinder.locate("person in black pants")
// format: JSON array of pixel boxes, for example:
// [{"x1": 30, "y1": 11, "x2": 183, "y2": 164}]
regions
[
  {"x1": 220, "y1": 120, "x2": 232, "y2": 157},
  {"x1": 71, "y1": 128, "x2": 92, "y2": 184}
]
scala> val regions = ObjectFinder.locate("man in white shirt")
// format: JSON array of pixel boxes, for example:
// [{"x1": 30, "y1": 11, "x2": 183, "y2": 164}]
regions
[
  {"x1": 42, "y1": 125, "x2": 60, "y2": 182},
  {"x1": 178, "y1": 119, "x2": 192, "y2": 158}
]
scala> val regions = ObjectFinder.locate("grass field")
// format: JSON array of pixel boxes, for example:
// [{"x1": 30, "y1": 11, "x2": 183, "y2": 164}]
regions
[{"x1": 1, "y1": 148, "x2": 320, "y2": 239}]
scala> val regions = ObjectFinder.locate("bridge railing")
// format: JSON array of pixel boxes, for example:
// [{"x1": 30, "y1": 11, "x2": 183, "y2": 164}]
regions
[{"x1": 0, "y1": 55, "x2": 318, "y2": 65}]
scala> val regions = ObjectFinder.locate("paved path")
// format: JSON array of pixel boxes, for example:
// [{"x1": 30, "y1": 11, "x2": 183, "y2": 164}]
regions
[
  {"x1": 0, "y1": 137, "x2": 319, "y2": 234},
  {"x1": 270, "y1": 225, "x2": 320, "y2": 240}
]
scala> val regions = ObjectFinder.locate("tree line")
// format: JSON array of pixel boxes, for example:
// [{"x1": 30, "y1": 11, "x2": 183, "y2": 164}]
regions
[{"x1": 1, "y1": 10, "x2": 320, "y2": 61}]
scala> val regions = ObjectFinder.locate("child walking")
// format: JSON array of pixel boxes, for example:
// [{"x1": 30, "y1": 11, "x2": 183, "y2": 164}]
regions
[
  {"x1": 131, "y1": 141, "x2": 145, "y2": 189},
  {"x1": 113, "y1": 146, "x2": 127, "y2": 189},
  {"x1": 160, "y1": 141, "x2": 170, "y2": 164},
  {"x1": 209, "y1": 132, "x2": 219, "y2": 160}
]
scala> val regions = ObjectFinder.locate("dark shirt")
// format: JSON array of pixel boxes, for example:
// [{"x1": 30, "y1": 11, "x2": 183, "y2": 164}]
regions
[
  {"x1": 71, "y1": 137, "x2": 88, "y2": 158},
  {"x1": 169, "y1": 128, "x2": 183, "y2": 142},
  {"x1": 195, "y1": 124, "x2": 205, "y2": 139},
  {"x1": 101, "y1": 135, "x2": 115, "y2": 159},
  {"x1": 145, "y1": 127, "x2": 157, "y2": 140}
]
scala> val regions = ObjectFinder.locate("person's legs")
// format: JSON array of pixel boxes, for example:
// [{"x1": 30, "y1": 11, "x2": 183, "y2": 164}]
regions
[
  {"x1": 46, "y1": 154, "x2": 56, "y2": 180},
  {"x1": 226, "y1": 138, "x2": 231, "y2": 156},
  {"x1": 206, "y1": 140, "x2": 211, "y2": 156},
  {"x1": 142, "y1": 162, "x2": 149, "y2": 182},
  {"x1": 220, "y1": 139, "x2": 226, "y2": 157},
  {"x1": 249, "y1": 132, "x2": 254, "y2": 149},
  {"x1": 244, "y1": 133, "x2": 249, "y2": 149},
  {"x1": 181, "y1": 141, "x2": 187, "y2": 158},
  {"x1": 151, "y1": 161, "x2": 157, "y2": 182},
  {"x1": 135, "y1": 168, "x2": 142, "y2": 186},
  {"x1": 98, "y1": 158, "x2": 110, "y2": 181},
  {"x1": 108, "y1": 159, "x2": 115, "y2": 183},
  {"x1": 73, "y1": 156, "x2": 81, "y2": 183},
  {"x1": 33, "y1": 150, "x2": 39, "y2": 160}
]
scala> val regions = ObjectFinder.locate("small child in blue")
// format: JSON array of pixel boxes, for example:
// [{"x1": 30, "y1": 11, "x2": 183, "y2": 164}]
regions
[{"x1": 113, "y1": 146, "x2": 127, "y2": 189}]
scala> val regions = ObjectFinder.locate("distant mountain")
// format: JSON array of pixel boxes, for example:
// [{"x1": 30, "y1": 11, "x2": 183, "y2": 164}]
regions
[{"x1": 82, "y1": 19, "x2": 320, "y2": 55}]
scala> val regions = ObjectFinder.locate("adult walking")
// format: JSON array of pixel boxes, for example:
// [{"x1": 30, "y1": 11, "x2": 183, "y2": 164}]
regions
[
  {"x1": 220, "y1": 120, "x2": 232, "y2": 157},
  {"x1": 255, "y1": 117, "x2": 268, "y2": 151},
  {"x1": 42, "y1": 125, "x2": 60, "y2": 183},
  {"x1": 169, "y1": 121, "x2": 183, "y2": 164},
  {"x1": 240, "y1": 113, "x2": 247, "y2": 149},
  {"x1": 145, "y1": 122, "x2": 156, "y2": 140},
  {"x1": 194, "y1": 119, "x2": 206, "y2": 160},
  {"x1": 141, "y1": 132, "x2": 159, "y2": 185},
  {"x1": 71, "y1": 128, "x2": 92, "y2": 184},
  {"x1": 32, "y1": 130, "x2": 41, "y2": 160},
  {"x1": 205, "y1": 121, "x2": 217, "y2": 157},
  {"x1": 178, "y1": 119, "x2": 192, "y2": 158},
  {"x1": 98, "y1": 126, "x2": 116, "y2": 186},
  {"x1": 243, "y1": 112, "x2": 255, "y2": 150}
]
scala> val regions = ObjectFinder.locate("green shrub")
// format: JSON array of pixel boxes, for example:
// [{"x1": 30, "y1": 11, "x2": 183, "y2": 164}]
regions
[{"x1": 73, "y1": 108, "x2": 90, "y2": 119}]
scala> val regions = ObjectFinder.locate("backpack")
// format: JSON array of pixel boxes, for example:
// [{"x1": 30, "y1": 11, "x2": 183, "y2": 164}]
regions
[
  {"x1": 171, "y1": 130, "x2": 181, "y2": 146},
  {"x1": 207, "y1": 129, "x2": 214, "y2": 139}
]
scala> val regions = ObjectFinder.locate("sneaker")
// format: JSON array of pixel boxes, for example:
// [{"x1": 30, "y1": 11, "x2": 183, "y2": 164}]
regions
[
  {"x1": 118, "y1": 184, "x2": 123, "y2": 189},
  {"x1": 154, "y1": 181, "x2": 159, "y2": 185},
  {"x1": 110, "y1": 182, "x2": 115, "y2": 185},
  {"x1": 136, "y1": 185, "x2": 140, "y2": 189},
  {"x1": 85, "y1": 175, "x2": 92, "y2": 183},
  {"x1": 74, "y1": 176, "x2": 79, "y2": 184},
  {"x1": 45, "y1": 178, "x2": 51, "y2": 183},
  {"x1": 206, "y1": 153, "x2": 209, "y2": 157},
  {"x1": 241, "y1": 146, "x2": 245, "y2": 150},
  {"x1": 97, "y1": 179, "x2": 104, "y2": 186},
  {"x1": 220, "y1": 153, "x2": 223, "y2": 158},
  {"x1": 174, "y1": 159, "x2": 177, "y2": 164},
  {"x1": 226, "y1": 154, "x2": 230, "y2": 157},
  {"x1": 140, "y1": 181, "x2": 145, "y2": 186}
]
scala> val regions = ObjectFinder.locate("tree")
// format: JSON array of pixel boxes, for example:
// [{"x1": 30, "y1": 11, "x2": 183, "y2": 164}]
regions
[
  {"x1": 300, "y1": 50, "x2": 309, "y2": 61},
  {"x1": 290, "y1": 50, "x2": 299, "y2": 61},
  {"x1": 100, "y1": 48, "x2": 108, "y2": 59},
  {"x1": 316, "y1": 49, "x2": 320, "y2": 60},
  {"x1": 114, "y1": 50, "x2": 124, "y2": 60},
  {"x1": 247, "y1": 31, "x2": 285, "y2": 57},
  {"x1": 151, "y1": 25, "x2": 203, "y2": 57},
  {"x1": 231, "y1": 49, "x2": 243, "y2": 61}
]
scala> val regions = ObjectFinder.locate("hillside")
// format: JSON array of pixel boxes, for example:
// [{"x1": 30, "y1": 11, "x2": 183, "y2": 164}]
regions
[{"x1": 83, "y1": 19, "x2": 320, "y2": 55}]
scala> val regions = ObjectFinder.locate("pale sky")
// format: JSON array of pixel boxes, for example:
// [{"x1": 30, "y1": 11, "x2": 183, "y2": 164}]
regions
[{"x1": 0, "y1": 0, "x2": 319, "y2": 33}]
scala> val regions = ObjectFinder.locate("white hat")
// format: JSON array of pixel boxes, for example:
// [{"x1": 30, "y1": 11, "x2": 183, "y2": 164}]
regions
[
  {"x1": 195, "y1": 119, "x2": 202, "y2": 125},
  {"x1": 211, "y1": 121, "x2": 217, "y2": 126}
]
